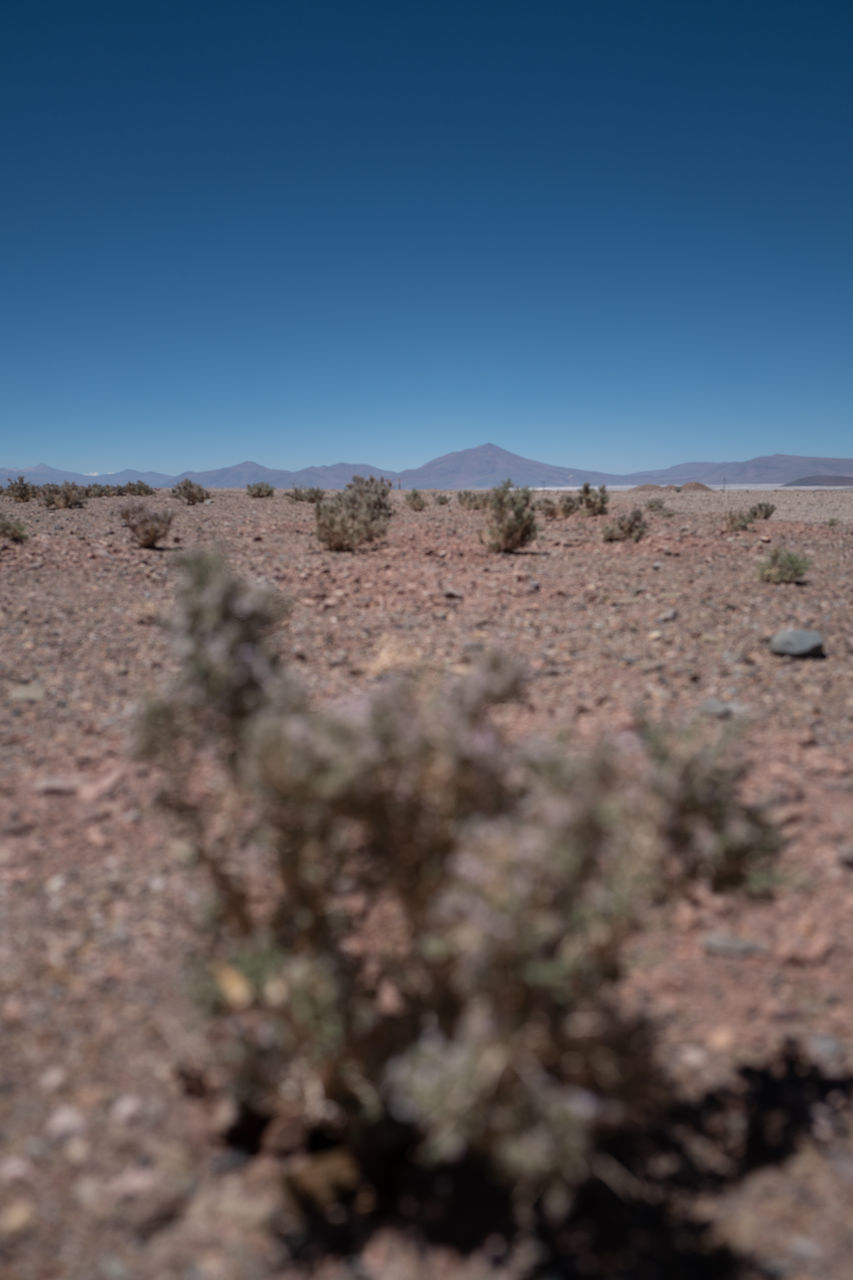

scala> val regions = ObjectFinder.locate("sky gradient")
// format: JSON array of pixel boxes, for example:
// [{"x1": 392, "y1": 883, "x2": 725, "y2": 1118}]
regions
[{"x1": 3, "y1": 0, "x2": 851, "y2": 474}]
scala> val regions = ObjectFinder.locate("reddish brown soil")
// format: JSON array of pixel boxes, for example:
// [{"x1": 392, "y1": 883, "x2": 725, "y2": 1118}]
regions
[{"x1": 2, "y1": 487, "x2": 853, "y2": 1278}]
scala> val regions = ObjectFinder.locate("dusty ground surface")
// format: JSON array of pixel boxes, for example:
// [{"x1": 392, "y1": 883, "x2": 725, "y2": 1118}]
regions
[{"x1": 1, "y1": 484, "x2": 853, "y2": 1279}]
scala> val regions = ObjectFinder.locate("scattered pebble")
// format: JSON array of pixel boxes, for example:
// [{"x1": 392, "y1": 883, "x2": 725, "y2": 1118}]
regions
[{"x1": 769, "y1": 628, "x2": 825, "y2": 658}]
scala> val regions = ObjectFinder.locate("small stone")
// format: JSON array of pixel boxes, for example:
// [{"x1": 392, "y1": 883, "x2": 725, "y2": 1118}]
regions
[
  {"x1": 656, "y1": 607, "x2": 678, "y2": 622},
  {"x1": 110, "y1": 1095, "x2": 143, "y2": 1127},
  {"x1": 39, "y1": 1065, "x2": 67, "y2": 1093},
  {"x1": 769, "y1": 629, "x2": 824, "y2": 658},
  {"x1": 703, "y1": 931, "x2": 766, "y2": 958},
  {"x1": 213, "y1": 963, "x2": 253, "y2": 1011},
  {"x1": 837, "y1": 844, "x2": 853, "y2": 868},
  {"x1": 46, "y1": 1104, "x2": 86, "y2": 1141},
  {"x1": 9, "y1": 682, "x2": 44, "y2": 703},
  {"x1": 0, "y1": 1156, "x2": 35, "y2": 1184},
  {"x1": 0, "y1": 1197, "x2": 36, "y2": 1236},
  {"x1": 443, "y1": 586, "x2": 463, "y2": 599}
]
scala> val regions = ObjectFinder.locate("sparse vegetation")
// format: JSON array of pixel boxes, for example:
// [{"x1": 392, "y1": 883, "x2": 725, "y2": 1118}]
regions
[
  {"x1": 433, "y1": 492, "x2": 450, "y2": 505},
  {"x1": 139, "y1": 553, "x2": 779, "y2": 1243},
  {"x1": 758, "y1": 545, "x2": 810, "y2": 583},
  {"x1": 579, "y1": 482, "x2": 609, "y2": 515},
  {"x1": 537, "y1": 496, "x2": 559, "y2": 519},
  {"x1": 405, "y1": 488, "x2": 427, "y2": 511},
  {"x1": 315, "y1": 474, "x2": 393, "y2": 550},
  {"x1": 558, "y1": 491, "x2": 580, "y2": 516},
  {"x1": 120, "y1": 503, "x2": 175, "y2": 548},
  {"x1": 484, "y1": 479, "x2": 538, "y2": 552},
  {"x1": 286, "y1": 485, "x2": 325, "y2": 504},
  {"x1": 247, "y1": 481, "x2": 274, "y2": 498},
  {"x1": 749, "y1": 501, "x2": 776, "y2": 521},
  {"x1": 172, "y1": 478, "x2": 210, "y2": 505},
  {"x1": 646, "y1": 496, "x2": 673, "y2": 515},
  {"x1": 5, "y1": 475, "x2": 35, "y2": 502},
  {"x1": 37, "y1": 482, "x2": 86, "y2": 509},
  {"x1": 457, "y1": 490, "x2": 486, "y2": 510},
  {"x1": 724, "y1": 507, "x2": 753, "y2": 532},
  {"x1": 603, "y1": 507, "x2": 648, "y2": 542},
  {"x1": 0, "y1": 513, "x2": 27, "y2": 542}
]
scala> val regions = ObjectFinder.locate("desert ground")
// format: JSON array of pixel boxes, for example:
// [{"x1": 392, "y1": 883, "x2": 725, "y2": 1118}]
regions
[{"x1": 1, "y1": 483, "x2": 853, "y2": 1279}]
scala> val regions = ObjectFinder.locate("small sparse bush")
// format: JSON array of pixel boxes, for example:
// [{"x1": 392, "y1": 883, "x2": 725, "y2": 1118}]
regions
[
  {"x1": 287, "y1": 486, "x2": 325, "y2": 504},
  {"x1": 5, "y1": 475, "x2": 34, "y2": 502},
  {"x1": 749, "y1": 502, "x2": 776, "y2": 521},
  {"x1": 0, "y1": 513, "x2": 27, "y2": 542},
  {"x1": 247, "y1": 481, "x2": 274, "y2": 498},
  {"x1": 433, "y1": 492, "x2": 450, "y2": 505},
  {"x1": 120, "y1": 480, "x2": 155, "y2": 496},
  {"x1": 603, "y1": 507, "x2": 647, "y2": 542},
  {"x1": 559, "y1": 492, "x2": 580, "y2": 516},
  {"x1": 758, "y1": 546, "x2": 810, "y2": 583},
  {"x1": 645, "y1": 497, "x2": 672, "y2": 515},
  {"x1": 315, "y1": 474, "x2": 393, "y2": 551},
  {"x1": 173, "y1": 478, "x2": 210, "y2": 505},
  {"x1": 580, "y1": 482, "x2": 609, "y2": 516},
  {"x1": 724, "y1": 508, "x2": 753, "y2": 532},
  {"x1": 38, "y1": 482, "x2": 86, "y2": 509},
  {"x1": 405, "y1": 489, "x2": 427, "y2": 511},
  {"x1": 120, "y1": 503, "x2": 175, "y2": 548},
  {"x1": 537, "y1": 497, "x2": 559, "y2": 519},
  {"x1": 457, "y1": 490, "x2": 486, "y2": 510},
  {"x1": 484, "y1": 479, "x2": 538, "y2": 553},
  {"x1": 139, "y1": 556, "x2": 778, "y2": 1237}
]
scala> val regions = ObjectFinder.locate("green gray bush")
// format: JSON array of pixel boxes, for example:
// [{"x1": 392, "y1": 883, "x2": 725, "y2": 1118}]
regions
[
  {"x1": 120, "y1": 503, "x2": 175, "y2": 548},
  {"x1": 603, "y1": 507, "x2": 647, "y2": 542},
  {"x1": 0, "y1": 513, "x2": 27, "y2": 542},
  {"x1": 315, "y1": 475, "x2": 393, "y2": 550},
  {"x1": 247, "y1": 481, "x2": 275, "y2": 498},
  {"x1": 758, "y1": 546, "x2": 810, "y2": 583},
  {"x1": 173, "y1": 478, "x2": 210, "y2": 505},
  {"x1": 405, "y1": 489, "x2": 427, "y2": 511},
  {"x1": 5, "y1": 476, "x2": 35, "y2": 502},
  {"x1": 140, "y1": 554, "x2": 778, "y2": 1231},
  {"x1": 484, "y1": 479, "x2": 538, "y2": 552}
]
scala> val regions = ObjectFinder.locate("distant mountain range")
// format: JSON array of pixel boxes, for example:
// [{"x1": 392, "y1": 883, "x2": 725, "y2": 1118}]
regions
[{"x1": 4, "y1": 444, "x2": 853, "y2": 491}]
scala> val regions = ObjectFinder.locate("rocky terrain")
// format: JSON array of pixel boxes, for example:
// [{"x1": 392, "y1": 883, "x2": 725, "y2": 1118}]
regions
[{"x1": 1, "y1": 484, "x2": 853, "y2": 1279}]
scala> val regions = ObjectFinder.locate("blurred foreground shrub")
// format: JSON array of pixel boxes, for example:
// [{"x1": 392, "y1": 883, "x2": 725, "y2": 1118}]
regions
[{"x1": 140, "y1": 554, "x2": 778, "y2": 1230}]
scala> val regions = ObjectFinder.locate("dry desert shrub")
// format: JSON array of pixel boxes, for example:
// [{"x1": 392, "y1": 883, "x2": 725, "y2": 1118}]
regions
[
  {"x1": 5, "y1": 475, "x2": 35, "y2": 502},
  {"x1": 247, "y1": 481, "x2": 274, "y2": 498},
  {"x1": 120, "y1": 503, "x2": 175, "y2": 548},
  {"x1": 139, "y1": 553, "x2": 779, "y2": 1238},
  {"x1": 405, "y1": 489, "x2": 427, "y2": 511},
  {"x1": 172, "y1": 478, "x2": 210, "y2": 505},
  {"x1": 724, "y1": 507, "x2": 753, "y2": 532},
  {"x1": 758, "y1": 546, "x2": 810, "y2": 583},
  {"x1": 37, "y1": 481, "x2": 86, "y2": 509},
  {"x1": 603, "y1": 507, "x2": 647, "y2": 542},
  {"x1": 484, "y1": 479, "x2": 538, "y2": 552},
  {"x1": 287, "y1": 486, "x2": 325, "y2": 503},
  {"x1": 315, "y1": 475, "x2": 393, "y2": 550},
  {"x1": 0, "y1": 513, "x2": 27, "y2": 542}
]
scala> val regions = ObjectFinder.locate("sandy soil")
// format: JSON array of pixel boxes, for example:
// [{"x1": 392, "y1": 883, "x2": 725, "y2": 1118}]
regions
[{"x1": 1, "y1": 485, "x2": 853, "y2": 1279}]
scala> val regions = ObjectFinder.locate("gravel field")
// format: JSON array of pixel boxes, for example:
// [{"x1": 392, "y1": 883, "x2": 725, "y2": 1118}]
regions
[{"x1": 1, "y1": 484, "x2": 853, "y2": 1279}]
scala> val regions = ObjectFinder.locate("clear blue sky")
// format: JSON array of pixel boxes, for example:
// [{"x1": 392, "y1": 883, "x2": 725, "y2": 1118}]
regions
[{"x1": 2, "y1": 0, "x2": 851, "y2": 475}]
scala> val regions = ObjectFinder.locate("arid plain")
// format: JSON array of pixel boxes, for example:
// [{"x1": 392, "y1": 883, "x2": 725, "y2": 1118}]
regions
[{"x1": 2, "y1": 484, "x2": 853, "y2": 1279}]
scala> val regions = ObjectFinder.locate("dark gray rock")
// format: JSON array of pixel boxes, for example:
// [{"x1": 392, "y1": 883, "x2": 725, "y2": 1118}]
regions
[{"x1": 769, "y1": 628, "x2": 824, "y2": 658}]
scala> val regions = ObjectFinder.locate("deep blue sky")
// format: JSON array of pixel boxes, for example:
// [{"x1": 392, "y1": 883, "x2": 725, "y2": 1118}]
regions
[{"x1": 2, "y1": 0, "x2": 851, "y2": 474}]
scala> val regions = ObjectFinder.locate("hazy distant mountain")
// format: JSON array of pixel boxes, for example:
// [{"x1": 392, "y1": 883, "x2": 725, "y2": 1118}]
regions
[
  {"x1": 4, "y1": 446, "x2": 853, "y2": 490},
  {"x1": 782, "y1": 474, "x2": 853, "y2": 487},
  {"x1": 396, "y1": 443, "x2": 618, "y2": 489}
]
